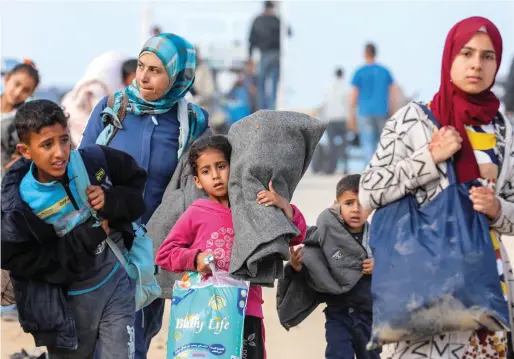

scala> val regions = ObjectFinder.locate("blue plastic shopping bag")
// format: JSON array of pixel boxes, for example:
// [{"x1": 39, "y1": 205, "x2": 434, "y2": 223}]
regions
[
  {"x1": 167, "y1": 260, "x2": 250, "y2": 359},
  {"x1": 368, "y1": 104, "x2": 510, "y2": 348}
]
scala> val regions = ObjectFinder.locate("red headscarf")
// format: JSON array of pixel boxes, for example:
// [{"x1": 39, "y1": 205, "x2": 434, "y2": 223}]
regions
[{"x1": 431, "y1": 16, "x2": 503, "y2": 183}]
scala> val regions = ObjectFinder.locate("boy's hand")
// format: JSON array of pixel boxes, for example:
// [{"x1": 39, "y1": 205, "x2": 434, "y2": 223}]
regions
[
  {"x1": 362, "y1": 258, "x2": 374, "y2": 275},
  {"x1": 195, "y1": 252, "x2": 212, "y2": 275},
  {"x1": 290, "y1": 246, "x2": 303, "y2": 272},
  {"x1": 86, "y1": 186, "x2": 105, "y2": 211},
  {"x1": 257, "y1": 181, "x2": 294, "y2": 220}
]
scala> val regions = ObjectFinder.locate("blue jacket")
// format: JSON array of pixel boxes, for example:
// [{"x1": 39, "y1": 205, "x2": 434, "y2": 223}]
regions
[
  {"x1": 80, "y1": 97, "x2": 209, "y2": 224},
  {"x1": 1, "y1": 145, "x2": 147, "y2": 349}
]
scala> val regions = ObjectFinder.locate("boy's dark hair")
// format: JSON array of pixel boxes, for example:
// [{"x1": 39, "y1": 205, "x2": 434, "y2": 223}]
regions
[
  {"x1": 7, "y1": 63, "x2": 40, "y2": 88},
  {"x1": 336, "y1": 174, "x2": 361, "y2": 199},
  {"x1": 264, "y1": 1, "x2": 275, "y2": 9},
  {"x1": 122, "y1": 59, "x2": 138, "y2": 83},
  {"x1": 335, "y1": 68, "x2": 344, "y2": 78},
  {"x1": 365, "y1": 43, "x2": 377, "y2": 58},
  {"x1": 189, "y1": 135, "x2": 232, "y2": 175},
  {"x1": 15, "y1": 100, "x2": 68, "y2": 143}
]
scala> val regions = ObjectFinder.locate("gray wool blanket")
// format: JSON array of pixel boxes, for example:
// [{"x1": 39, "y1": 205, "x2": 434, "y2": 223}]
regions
[
  {"x1": 227, "y1": 110, "x2": 326, "y2": 286},
  {"x1": 147, "y1": 111, "x2": 325, "y2": 298}
]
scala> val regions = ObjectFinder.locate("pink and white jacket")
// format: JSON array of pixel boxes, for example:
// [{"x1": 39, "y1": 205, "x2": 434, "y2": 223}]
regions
[{"x1": 156, "y1": 198, "x2": 307, "y2": 318}]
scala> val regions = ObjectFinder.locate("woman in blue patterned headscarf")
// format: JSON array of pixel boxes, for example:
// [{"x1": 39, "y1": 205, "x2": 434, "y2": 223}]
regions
[
  {"x1": 80, "y1": 33, "x2": 209, "y2": 359},
  {"x1": 117, "y1": 33, "x2": 198, "y2": 115}
]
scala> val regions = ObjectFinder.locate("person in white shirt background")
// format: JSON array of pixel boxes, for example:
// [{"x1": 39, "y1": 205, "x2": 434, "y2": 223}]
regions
[
  {"x1": 314, "y1": 67, "x2": 349, "y2": 175},
  {"x1": 191, "y1": 47, "x2": 216, "y2": 114}
]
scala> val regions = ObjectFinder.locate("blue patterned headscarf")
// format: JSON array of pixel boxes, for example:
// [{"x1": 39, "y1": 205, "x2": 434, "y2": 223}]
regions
[{"x1": 114, "y1": 33, "x2": 197, "y2": 116}]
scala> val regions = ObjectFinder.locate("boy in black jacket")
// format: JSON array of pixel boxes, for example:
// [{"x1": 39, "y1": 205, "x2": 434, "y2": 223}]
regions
[{"x1": 1, "y1": 100, "x2": 147, "y2": 358}]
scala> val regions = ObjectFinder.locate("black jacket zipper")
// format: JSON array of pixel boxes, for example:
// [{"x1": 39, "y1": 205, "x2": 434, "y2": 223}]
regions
[
  {"x1": 60, "y1": 177, "x2": 79, "y2": 211},
  {"x1": 342, "y1": 221, "x2": 368, "y2": 258},
  {"x1": 352, "y1": 234, "x2": 368, "y2": 259}
]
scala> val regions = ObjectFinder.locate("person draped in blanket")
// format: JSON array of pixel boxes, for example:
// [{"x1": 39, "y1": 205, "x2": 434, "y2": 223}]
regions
[
  {"x1": 156, "y1": 135, "x2": 307, "y2": 359},
  {"x1": 359, "y1": 17, "x2": 514, "y2": 359}
]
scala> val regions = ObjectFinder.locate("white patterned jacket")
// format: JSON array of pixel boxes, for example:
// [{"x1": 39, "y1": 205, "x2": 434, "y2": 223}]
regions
[{"x1": 359, "y1": 102, "x2": 514, "y2": 359}]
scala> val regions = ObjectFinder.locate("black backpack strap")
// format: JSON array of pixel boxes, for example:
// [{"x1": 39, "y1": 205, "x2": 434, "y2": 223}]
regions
[
  {"x1": 102, "y1": 94, "x2": 129, "y2": 146},
  {"x1": 187, "y1": 102, "x2": 198, "y2": 137},
  {"x1": 77, "y1": 145, "x2": 110, "y2": 188},
  {"x1": 117, "y1": 93, "x2": 129, "y2": 122},
  {"x1": 104, "y1": 94, "x2": 129, "y2": 125},
  {"x1": 107, "y1": 95, "x2": 115, "y2": 110}
]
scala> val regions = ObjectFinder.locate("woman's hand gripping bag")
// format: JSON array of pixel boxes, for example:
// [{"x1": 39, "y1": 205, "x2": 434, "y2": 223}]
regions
[
  {"x1": 367, "y1": 105, "x2": 510, "y2": 349},
  {"x1": 167, "y1": 259, "x2": 250, "y2": 359}
]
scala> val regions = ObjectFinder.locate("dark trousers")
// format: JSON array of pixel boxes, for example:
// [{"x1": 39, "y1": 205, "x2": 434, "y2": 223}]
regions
[
  {"x1": 324, "y1": 307, "x2": 380, "y2": 359},
  {"x1": 242, "y1": 315, "x2": 265, "y2": 359},
  {"x1": 257, "y1": 50, "x2": 280, "y2": 110},
  {"x1": 133, "y1": 298, "x2": 166, "y2": 359},
  {"x1": 48, "y1": 268, "x2": 136, "y2": 359}
]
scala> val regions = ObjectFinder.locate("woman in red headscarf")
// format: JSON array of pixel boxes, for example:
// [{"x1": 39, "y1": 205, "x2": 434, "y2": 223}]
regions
[{"x1": 359, "y1": 17, "x2": 514, "y2": 359}]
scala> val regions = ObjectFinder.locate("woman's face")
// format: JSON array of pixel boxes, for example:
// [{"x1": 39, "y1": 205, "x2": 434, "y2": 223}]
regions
[
  {"x1": 2, "y1": 70, "x2": 37, "y2": 108},
  {"x1": 450, "y1": 32, "x2": 497, "y2": 94},
  {"x1": 136, "y1": 52, "x2": 170, "y2": 101}
]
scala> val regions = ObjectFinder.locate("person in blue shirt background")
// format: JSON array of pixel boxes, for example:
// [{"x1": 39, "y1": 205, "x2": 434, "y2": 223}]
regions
[
  {"x1": 80, "y1": 33, "x2": 209, "y2": 359},
  {"x1": 348, "y1": 43, "x2": 398, "y2": 168}
]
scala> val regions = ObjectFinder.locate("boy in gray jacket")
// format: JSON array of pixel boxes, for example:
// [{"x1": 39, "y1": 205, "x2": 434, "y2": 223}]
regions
[{"x1": 287, "y1": 175, "x2": 379, "y2": 359}]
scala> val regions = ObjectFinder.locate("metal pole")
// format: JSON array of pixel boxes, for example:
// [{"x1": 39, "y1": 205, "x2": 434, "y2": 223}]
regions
[{"x1": 141, "y1": 1, "x2": 152, "y2": 46}]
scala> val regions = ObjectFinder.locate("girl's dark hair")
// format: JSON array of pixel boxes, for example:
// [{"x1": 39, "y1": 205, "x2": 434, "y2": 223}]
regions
[
  {"x1": 7, "y1": 62, "x2": 40, "y2": 88},
  {"x1": 188, "y1": 135, "x2": 232, "y2": 175},
  {"x1": 122, "y1": 59, "x2": 138, "y2": 83}
]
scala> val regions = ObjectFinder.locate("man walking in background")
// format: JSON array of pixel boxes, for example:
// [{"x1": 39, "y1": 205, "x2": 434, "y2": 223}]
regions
[
  {"x1": 248, "y1": 1, "x2": 282, "y2": 110},
  {"x1": 348, "y1": 43, "x2": 397, "y2": 166}
]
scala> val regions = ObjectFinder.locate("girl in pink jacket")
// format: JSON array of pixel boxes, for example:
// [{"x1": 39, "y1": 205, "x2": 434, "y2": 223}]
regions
[{"x1": 156, "y1": 135, "x2": 306, "y2": 359}]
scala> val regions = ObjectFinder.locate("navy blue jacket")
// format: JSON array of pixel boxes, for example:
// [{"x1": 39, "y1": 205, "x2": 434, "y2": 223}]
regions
[
  {"x1": 1, "y1": 145, "x2": 146, "y2": 349},
  {"x1": 81, "y1": 97, "x2": 209, "y2": 224}
]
